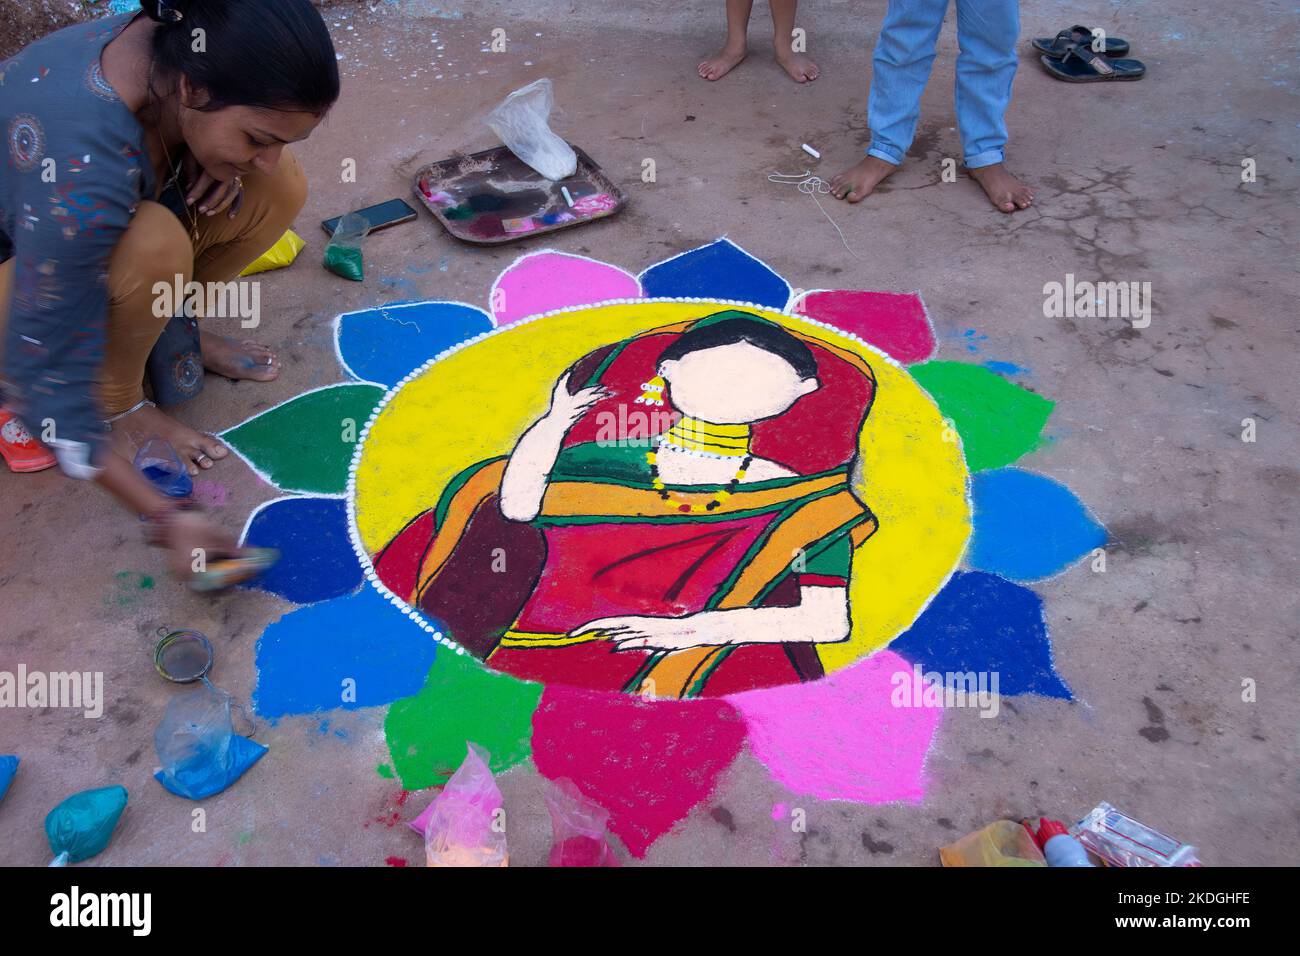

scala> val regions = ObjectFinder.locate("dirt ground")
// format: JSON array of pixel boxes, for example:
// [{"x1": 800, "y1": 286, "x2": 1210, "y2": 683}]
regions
[{"x1": 1, "y1": 0, "x2": 1297, "y2": 866}]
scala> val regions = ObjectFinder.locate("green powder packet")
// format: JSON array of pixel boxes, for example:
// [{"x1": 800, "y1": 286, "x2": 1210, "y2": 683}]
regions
[{"x1": 323, "y1": 212, "x2": 368, "y2": 281}]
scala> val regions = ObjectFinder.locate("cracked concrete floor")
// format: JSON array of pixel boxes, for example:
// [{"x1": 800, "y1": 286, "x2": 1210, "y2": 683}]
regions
[{"x1": 0, "y1": 0, "x2": 1296, "y2": 866}]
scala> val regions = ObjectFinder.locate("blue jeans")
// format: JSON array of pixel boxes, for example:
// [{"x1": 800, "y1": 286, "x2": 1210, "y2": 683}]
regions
[{"x1": 867, "y1": 0, "x2": 1019, "y2": 169}]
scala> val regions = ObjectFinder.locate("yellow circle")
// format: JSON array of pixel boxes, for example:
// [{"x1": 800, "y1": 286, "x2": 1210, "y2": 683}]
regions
[{"x1": 352, "y1": 301, "x2": 970, "y2": 672}]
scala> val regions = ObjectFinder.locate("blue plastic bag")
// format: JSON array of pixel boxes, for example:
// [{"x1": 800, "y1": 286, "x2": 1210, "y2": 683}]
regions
[
  {"x1": 0, "y1": 755, "x2": 18, "y2": 803},
  {"x1": 153, "y1": 685, "x2": 266, "y2": 800},
  {"x1": 46, "y1": 785, "x2": 128, "y2": 864}
]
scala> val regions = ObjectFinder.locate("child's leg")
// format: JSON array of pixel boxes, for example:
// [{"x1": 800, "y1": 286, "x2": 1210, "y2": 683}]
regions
[
  {"x1": 831, "y1": 0, "x2": 947, "y2": 202},
  {"x1": 868, "y1": 0, "x2": 948, "y2": 166},
  {"x1": 953, "y1": 0, "x2": 1033, "y2": 211},
  {"x1": 771, "y1": 0, "x2": 819, "y2": 83},
  {"x1": 699, "y1": 0, "x2": 754, "y2": 81}
]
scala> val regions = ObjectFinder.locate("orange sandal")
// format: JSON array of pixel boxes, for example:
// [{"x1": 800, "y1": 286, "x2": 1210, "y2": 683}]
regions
[{"x1": 0, "y1": 410, "x2": 58, "y2": 473}]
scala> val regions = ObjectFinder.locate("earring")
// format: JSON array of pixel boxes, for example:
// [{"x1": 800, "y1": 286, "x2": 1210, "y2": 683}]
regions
[{"x1": 635, "y1": 373, "x2": 666, "y2": 406}]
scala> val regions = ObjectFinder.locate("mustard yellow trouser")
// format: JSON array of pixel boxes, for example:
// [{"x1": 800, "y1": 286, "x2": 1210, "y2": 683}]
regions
[{"x1": 0, "y1": 147, "x2": 306, "y2": 416}]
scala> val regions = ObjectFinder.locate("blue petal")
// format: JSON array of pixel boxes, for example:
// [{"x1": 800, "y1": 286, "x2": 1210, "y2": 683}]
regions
[
  {"x1": 638, "y1": 238, "x2": 791, "y2": 308},
  {"x1": 254, "y1": 587, "x2": 438, "y2": 721},
  {"x1": 336, "y1": 301, "x2": 492, "y2": 387},
  {"x1": 240, "y1": 497, "x2": 362, "y2": 604},
  {"x1": 970, "y1": 468, "x2": 1107, "y2": 581},
  {"x1": 891, "y1": 571, "x2": 1071, "y2": 699}
]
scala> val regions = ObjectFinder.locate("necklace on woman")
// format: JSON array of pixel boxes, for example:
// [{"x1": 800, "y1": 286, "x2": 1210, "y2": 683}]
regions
[
  {"x1": 645, "y1": 415, "x2": 754, "y2": 512},
  {"x1": 646, "y1": 447, "x2": 754, "y2": 514}
]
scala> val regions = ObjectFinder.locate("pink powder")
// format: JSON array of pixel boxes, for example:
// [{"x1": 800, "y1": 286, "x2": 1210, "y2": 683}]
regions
[
  {"x1": 193, "y1": 479, "x2": 229, "y2": 508},
  {"x1": 492, "y1": 251, "x2": 641, "y2": 326},
  {"x1": 795, "y1": 290, "x2": 936, "y2": 365},
  {"x1": 728, "y1": 650, "x2": 942, "y2": 804},
  {"x1": 530, "y1": 684, "x2": 746, "y2": 858}
]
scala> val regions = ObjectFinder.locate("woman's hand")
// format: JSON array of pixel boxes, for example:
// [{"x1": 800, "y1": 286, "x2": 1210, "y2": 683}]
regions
[
  {"x1": 499, "y1": 370, "x2": 609, "y2": 523},
  {"x1": 183, "y1": 155, "x2": 245, "y2": 219},
  {"x1": 499, "y1": 370, "x2": 606, "y2": 523},
  {"x1": 570, "y1": 614, "x2": 729, "y2": 651},
  {"x1": 541, "y1": 371, "x2": 608, "y2": 432},
  {"x1": 571, "y1": 590, "x2": 852, "y2": 651},
  {"x1": 160, "y1": 509, "x2": 243, "y2": 581}
]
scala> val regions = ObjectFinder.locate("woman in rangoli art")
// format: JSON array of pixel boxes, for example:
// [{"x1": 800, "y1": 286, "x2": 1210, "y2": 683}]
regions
[{"x1": 375, "y1": 310, "x2": 881, "y2": 699}]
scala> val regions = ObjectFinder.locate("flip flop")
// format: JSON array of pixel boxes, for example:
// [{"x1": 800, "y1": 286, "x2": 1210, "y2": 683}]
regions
[
  {"x1": 1040, "y1": 44, "x2": 1146, "y2": 82},
  {"x1": 0, "y1": 410, "x2": 57, "y2": 473},
  {"x1": 1032, "y1": 24, "x2": 1130, "y2": 59}
]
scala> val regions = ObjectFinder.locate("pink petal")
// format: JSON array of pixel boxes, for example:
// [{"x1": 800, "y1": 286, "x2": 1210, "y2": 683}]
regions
[
  {"x1": 794, "y1": 290, "x2": 936, "y2": 364},
  {"x1": 728, "y1": 650, "x2": 942, "y2": 804},
  {"x1": 491, "y1": 250, "x2": 641, "y2": 326},
  {"x1": 530, "y1": 685, "x2": 745, "y2": 858}
]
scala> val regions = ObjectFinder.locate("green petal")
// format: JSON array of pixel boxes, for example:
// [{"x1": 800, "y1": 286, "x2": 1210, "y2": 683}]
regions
[
  {"x1": 220, "y1": 384, "x2": 384, "y2": 494},
  {"x1": 910, "y1": 361, "x2": 1054, "y2": 471},
  {"x1": 383, "y1": 651, "x2": 542, "y2": 790}
]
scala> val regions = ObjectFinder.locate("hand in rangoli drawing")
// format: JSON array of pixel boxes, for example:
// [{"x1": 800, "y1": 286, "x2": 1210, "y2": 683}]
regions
[
  {"x1": 500, "y1": 370, "x2": 609, "y2": 522},
  {"x1": 542, "y1": 371, "x2": 609, "y2": 431},
  {"x1": 572, "y1": 615, "x2": 723, "y2": 651},
  {"x1": 570, "y1": 588, "x2": 852, "y2": 651}
]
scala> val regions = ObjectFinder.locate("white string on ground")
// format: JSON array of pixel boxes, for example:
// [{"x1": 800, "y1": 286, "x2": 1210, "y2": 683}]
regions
[
  {"x1": 378, "y1": 305, "x2": 422, "y2": 333},
  {"x1": 767, "y1": 170, "x2": 860, "y2": 259}
]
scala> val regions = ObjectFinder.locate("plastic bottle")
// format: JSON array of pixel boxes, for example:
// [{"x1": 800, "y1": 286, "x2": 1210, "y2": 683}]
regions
[
  {"x1": 1072, "y1": 801, "x2": 1200, "y2": 867},
  {"x1": 1035, "y1": 818, "x2": 1094, "y2": 867}
]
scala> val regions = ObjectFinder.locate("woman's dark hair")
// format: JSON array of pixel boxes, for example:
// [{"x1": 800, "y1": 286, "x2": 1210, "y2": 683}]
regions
[
  {"x1": 660, "y1": 313, "x2": 819, "y2": 379},
  {"x1": 141, "y1": 0, "x2": 340, "y2": 114}
]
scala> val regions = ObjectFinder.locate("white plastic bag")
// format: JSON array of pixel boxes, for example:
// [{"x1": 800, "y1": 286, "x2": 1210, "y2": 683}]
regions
[{"x1": 486, "y1": 78, "x2": 577, "y2": 181}]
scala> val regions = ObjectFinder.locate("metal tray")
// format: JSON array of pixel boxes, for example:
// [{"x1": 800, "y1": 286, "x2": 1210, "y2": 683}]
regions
[{"x1": 413, "y1": 143, "x2": 628, "y2": 245}]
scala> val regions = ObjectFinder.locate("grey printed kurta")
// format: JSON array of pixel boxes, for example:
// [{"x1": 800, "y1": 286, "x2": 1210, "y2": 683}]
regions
[{"x1": 1, "y1": 12, "x2": 156, "y2": 478}]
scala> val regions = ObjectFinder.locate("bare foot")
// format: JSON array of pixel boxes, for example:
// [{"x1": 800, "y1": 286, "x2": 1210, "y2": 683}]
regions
[
  {"x1": 776, "y1": 51, "x2": 819, "y2": 83},
  {"x1": 967, "y1": 163, "x2": 1034, "y2": 213},
  {"x1": 829, "y1": 155, "x2": 898, "y2": 203},
  {"x1": 698, "y1": 44, "x2": 747, "y2": 81},
  {"x1": 199, "y1": 330, "x2": 281, "y2": 382},
  {"x1": 111, "y1": 402, "x2": 229, "y2": 476}
]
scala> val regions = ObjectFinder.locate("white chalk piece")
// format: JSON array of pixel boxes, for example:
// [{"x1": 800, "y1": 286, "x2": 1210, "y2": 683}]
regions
[
  {"x1": 561, "y1": 186, "x2": 575, "y2": 207},
  {"x1": 801, "y1": 144, "x2": 821, "y2": 160}
]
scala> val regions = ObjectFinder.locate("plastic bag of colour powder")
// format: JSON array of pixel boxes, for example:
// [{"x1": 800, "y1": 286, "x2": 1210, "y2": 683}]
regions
[
  {"x1": 0, "y1": 755, "x2": 19, "y2": 803},
  {"x1": 422, "y1": 742, "x2": 508, "y2": 867},
  {"x1": 153, "y1": 684, "x2": 266, "y2": 800},
  {"x1": 486, "y1": 78, "x2": 578, "y2": 182},
  {"x1": 240, "y1": 228, "x2": 306, "y2": 276},
  {"x1": 46, "y1": 785, "x2": 128, "y2": 865},
  {"x1": 545, "y1": 777, "x2": 619, "y2": 867},
  {"x1": 323, "y1": 212, "x2": 367, "y2": 281},
  {"x1": 939, "y1": 820, "x2": 1047, "y2": 867}
]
